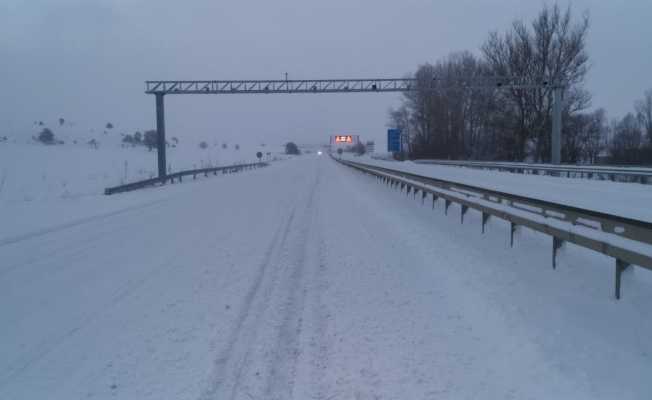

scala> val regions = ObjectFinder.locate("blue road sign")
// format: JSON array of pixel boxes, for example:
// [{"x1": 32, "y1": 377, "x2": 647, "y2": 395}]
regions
[{"x1": 387, "y1": 128, "x2": 401, "y2": 152}]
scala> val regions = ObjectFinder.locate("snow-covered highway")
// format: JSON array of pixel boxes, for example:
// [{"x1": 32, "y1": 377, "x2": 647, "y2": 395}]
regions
[{"x1": 1, "y1": 156, "x2": 651, "y2": 400}]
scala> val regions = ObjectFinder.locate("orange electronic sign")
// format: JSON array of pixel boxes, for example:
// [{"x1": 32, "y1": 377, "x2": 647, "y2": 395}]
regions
[{"x1": 334, "y1": 135, "x2": 353, "y2": 143}]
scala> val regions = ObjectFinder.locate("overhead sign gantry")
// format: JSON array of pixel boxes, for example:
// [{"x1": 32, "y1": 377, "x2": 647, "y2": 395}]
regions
[{"x1": 145, "y1": 77, "x2": 565, "y2": 178}]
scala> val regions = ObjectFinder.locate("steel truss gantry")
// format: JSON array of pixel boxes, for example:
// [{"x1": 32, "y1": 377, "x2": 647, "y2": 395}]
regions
[{"x1": 146, "y1": 77, "x2": 565, "y2": 178}]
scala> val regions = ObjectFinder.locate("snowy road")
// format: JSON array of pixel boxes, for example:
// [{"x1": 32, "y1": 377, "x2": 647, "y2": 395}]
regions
[{"x1": 1, "y1": 156, "x2": 651, "y2": 399}]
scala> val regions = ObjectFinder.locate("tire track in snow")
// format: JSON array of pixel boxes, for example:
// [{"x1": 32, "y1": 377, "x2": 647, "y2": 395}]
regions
[
  {"x1": 0, "y1": 207, "x2": 169, "y2": 278},
  {"x1": 198, "y1": 201, "x2": 299, "y2": 400},
  {"x1": 0, "y1": 197, "x2": 171, "y2": 249},
  {"x1": 307, "y1": 239, "x2": 335, "y2": 400},
  {"x1": 262, "y1": 171, "x2": 320, "y2": 400},
  {"x1": 200, "y1": 165, "x2": 321, "y2": 400}
]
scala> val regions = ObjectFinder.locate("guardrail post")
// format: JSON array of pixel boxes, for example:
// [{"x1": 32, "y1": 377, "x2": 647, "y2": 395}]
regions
[
  {"x1": 432, "y1": 194, "x2": 438, "y2": 209},
  {"x1": 422, "y1": 191, "x2": 427, "y2": 205},
  {"x1": 482, "y1": 212, "x2": 490, "y2": 233},
  {"x1": 510, "y1": 222, "x2": 517, "y2": 247},
  {"x1": 461, "y1": 205, "x2": 468, "y2": 224},
  {"x1": 445, "y1": 199, "x2": 451, "y2": 215},
  {"x1": 615, "y1": 259, "x2": 630, "y2": 300},
  {"x1": 552, "y1": 237, "x2": 563, "y2": 269}
]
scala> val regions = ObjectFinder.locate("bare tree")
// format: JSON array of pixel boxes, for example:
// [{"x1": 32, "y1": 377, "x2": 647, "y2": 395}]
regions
[
  {"x1": 635, "y1": 89, "x2": 652, "y2": 144},
  {"x1": 481, "y1": 3, "x2": 590, "y2": 161},
  {"x1": 581, "y1": 108, "x2": 608, "y2": 163},
  {"x1": 610, "y1": 113, "x2": 642, "y2": 163},
  {"x1": 391, "y1": 53, "x2": 498, "y2": 160}
]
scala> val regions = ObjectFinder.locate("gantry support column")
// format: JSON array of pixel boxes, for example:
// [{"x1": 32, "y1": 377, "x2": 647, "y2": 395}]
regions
[
  {"x1": 551, "y1": 87, "x2": 562, "y2": 165},
  {"x1": 155, "y1": 93, "x2": 167, "y2": 179}
]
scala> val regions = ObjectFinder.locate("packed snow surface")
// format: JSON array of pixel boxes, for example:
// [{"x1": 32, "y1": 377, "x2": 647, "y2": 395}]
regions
[{"x1": 1, "y1": 155, "x2": 651, "y2": 399}]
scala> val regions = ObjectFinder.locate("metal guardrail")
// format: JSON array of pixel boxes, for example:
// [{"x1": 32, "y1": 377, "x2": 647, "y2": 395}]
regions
[
  {"x1": 413, "y1": 159, "x2": 652, "y2": 184},
  {"x1": 104, "y1": 162, "x2": 268, "y2": 195},
  {"x1": 336, "y1": 157, "x2": 652, "y2": 300}
]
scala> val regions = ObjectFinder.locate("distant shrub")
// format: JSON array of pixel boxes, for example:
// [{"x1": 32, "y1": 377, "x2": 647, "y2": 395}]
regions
[
  {"x1": 352, "y1": 142, "x2": 366, "y2": 155},
  {"x1": 88, "y1": 139, "x2": 99, "y2": 149},
  {"x1": 106, "y1": 122, "x2": 114, "y2": 129},
  {"x1": 222, "y1": 143, "x2": 228, "y2": 149},
  {"x1": 285, "y1": 142, "x2": 300, "y2": 155},
  {"x1": 143, "y1": 130, "x2": 157, "y2": 151},
  {"x1": 235, "y1": 144, "x2": 240, "y2": 150},
  {"x1": 37, "y1": 128, "x2": 55, "y2": 144},
  {"x1": 58, "y1": 117, "x2": 65, "y2": 126},
  {"x1": 199, "y1": 141, "x2": 208, "y2": 149}
]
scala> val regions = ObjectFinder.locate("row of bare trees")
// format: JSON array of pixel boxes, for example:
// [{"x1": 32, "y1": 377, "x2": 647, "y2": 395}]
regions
[
  {"x1": 608, "y1": 89, "x2": 652, "y2": 164},
  {"x1": 389, "y1": 4, "x2": 613, "y2": 163}
]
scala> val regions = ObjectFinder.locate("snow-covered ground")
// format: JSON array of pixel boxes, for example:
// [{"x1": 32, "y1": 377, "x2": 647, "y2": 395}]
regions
[
  {"x1": 1, "y1": 155, "x2": 651, "y2": 399},
  {"x1": 344, "y1": 154, "x2": 652, "y2": 223},
  {"x1": 0, "y1": 138, "x2": 284, "y2": 240}
]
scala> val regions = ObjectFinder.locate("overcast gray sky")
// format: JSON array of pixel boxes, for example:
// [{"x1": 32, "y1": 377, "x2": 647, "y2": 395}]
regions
[{"x1": 2, "y1": 0, "x2": 651, "y2": 148}]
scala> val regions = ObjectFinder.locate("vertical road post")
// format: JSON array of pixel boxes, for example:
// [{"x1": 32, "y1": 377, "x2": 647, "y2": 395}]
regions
[
  {"x1": 155, "y1": 93, "x2": 167, "y2": 179},
  {"x1": 551, "y1": 87, "x2": 562, "y2": 165}
]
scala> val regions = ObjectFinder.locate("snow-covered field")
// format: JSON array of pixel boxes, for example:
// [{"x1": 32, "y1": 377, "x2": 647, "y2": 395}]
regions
[
  {"x1": 1, "y1": 154, "x2": 651, "y2": 399},
  {"x1": 0, "y1": 137, "x2": 284, "y2": 240}
]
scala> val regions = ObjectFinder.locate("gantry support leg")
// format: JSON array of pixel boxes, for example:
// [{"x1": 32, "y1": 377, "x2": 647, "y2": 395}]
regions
[{"x1": 155, "y1": 93, "x2": 167, "y2": 180}]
